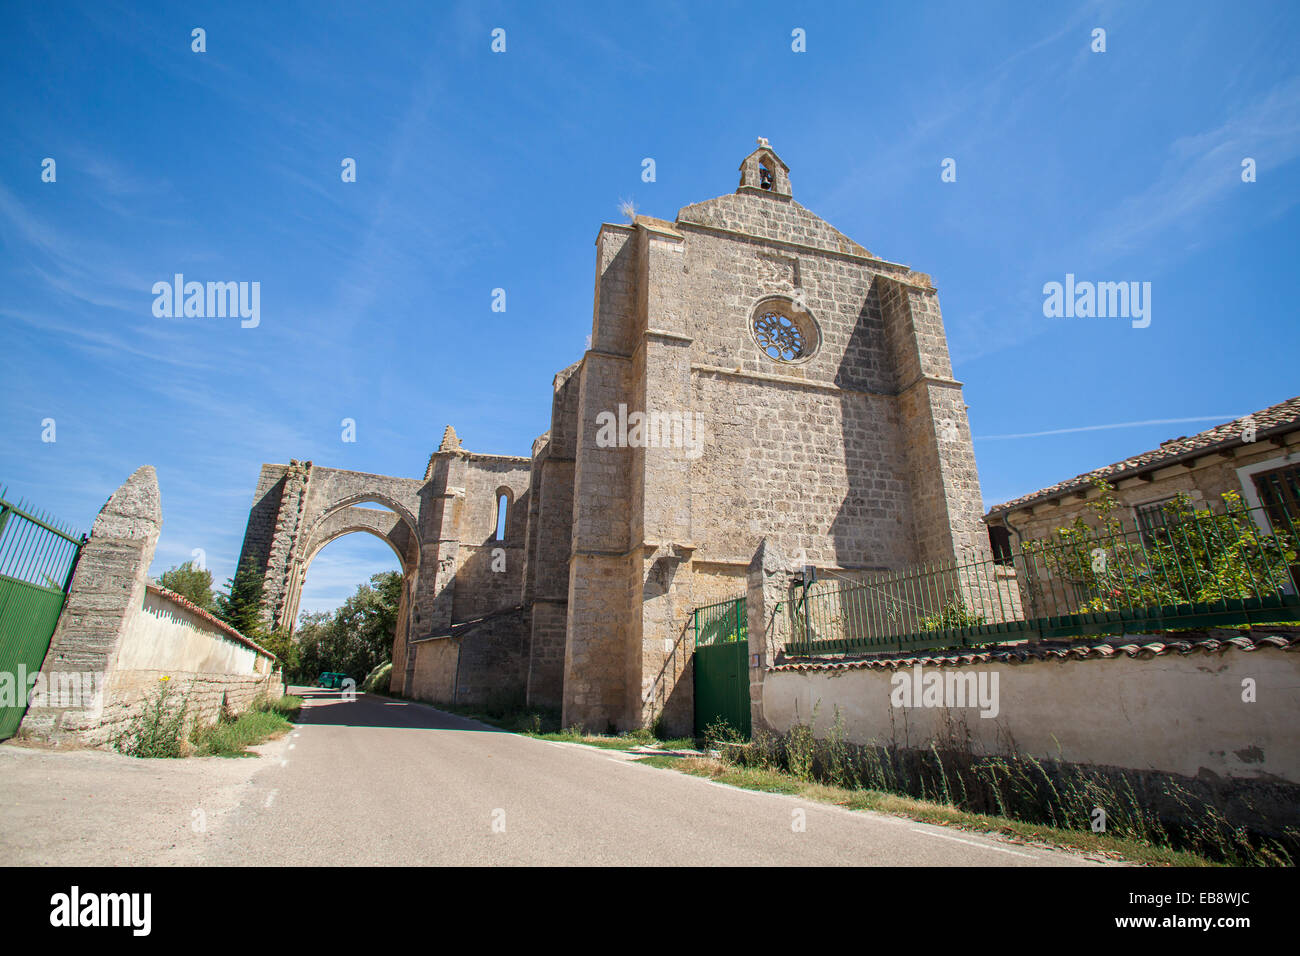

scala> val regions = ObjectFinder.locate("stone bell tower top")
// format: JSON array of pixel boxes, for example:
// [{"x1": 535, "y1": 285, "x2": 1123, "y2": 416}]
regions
[{"x1": 738, "y1": 138, "x2": 792, "y2": 198}]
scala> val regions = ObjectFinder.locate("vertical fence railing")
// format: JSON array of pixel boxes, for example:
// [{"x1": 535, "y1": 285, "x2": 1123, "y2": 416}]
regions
[
  {"x1": 785, "y1": 500, "x2": 1300, "y2": 657},
  {"x1": 0, "y1": 487, "x2": 86, "y2": 738},
  {"x1": 0, "y1": 492, "x2": 84, "y2": 594},
  {"x1": 693, "y1": 597, "x2": 747, "y2": 647}
]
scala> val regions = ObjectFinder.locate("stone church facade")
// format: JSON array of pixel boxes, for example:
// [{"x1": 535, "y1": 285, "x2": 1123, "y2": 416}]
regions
[{"x1": 234, "y1": 141, "x2": 987, "y2": 734}]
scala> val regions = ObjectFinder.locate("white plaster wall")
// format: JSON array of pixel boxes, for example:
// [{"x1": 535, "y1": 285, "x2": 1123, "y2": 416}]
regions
[
  {"x1": 114, "y1": 590, "x2": 266, "y2": 676},
  {"x1": 762, "y1": 650, "x2": 1300, "y2": 783}
]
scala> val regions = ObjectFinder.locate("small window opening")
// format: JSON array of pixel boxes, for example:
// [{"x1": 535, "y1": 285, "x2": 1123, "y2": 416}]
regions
[
  {"x1": 758, "y1": 160, "x2": 773, "y2": 190},
  {"x1": 988, "y1": 525, "x2": 1013, "y2": 566},
  {"x1": 1134, "y1": 497, "x2": 1178, "y2": 545},
  {"x1": 495, "y1": 493, "x2": 508, "y2": 541}
]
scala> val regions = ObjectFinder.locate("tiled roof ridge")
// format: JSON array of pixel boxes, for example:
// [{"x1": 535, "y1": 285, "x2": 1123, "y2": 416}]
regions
[
  {"x1": 986, "y1": 395, "x2": 1300, "y2": 516},
  {"x1": 770, "y1": 629, "x2": 1300, "y2": 673}
]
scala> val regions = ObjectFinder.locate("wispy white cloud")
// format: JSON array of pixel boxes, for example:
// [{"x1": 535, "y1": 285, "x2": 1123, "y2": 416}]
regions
[
  {"x1": 1086, "y1": 77, "x2": 1300, "y2": 259},
  {"x1": 975, "y1": 414, "x2": 1243, "y2": 441}
]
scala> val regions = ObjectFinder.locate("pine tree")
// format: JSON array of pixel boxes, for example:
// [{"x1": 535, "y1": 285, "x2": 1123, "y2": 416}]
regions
[{"x1": 213, "y1": 555, "x2": 268, "y2": 640}]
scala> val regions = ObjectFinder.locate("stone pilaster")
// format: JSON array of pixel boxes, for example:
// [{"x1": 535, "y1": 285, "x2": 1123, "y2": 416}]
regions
[
  {"x1": 22, "y1": 466, "x2": 162, "y2": 740},
  {"x1": 563, "y1": 225, "x2": 637, "y2": 731},
  {"x1": 261, "y1": 460, "x2": 312, "y2": 631},
  {"x1": 878, "y1": 277, "x2": 986, "y2": 566},
  {"x1": 746, "y1": 538, "x2": 799, "y2": 734},
  {"x1": 631, "y1": 217, "x2": 696, "y2": 729}
]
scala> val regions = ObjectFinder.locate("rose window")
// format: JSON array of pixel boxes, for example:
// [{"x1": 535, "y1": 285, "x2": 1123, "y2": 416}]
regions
[{"x1": 751, "y1": 303, "x2": 818, "y2": 363}]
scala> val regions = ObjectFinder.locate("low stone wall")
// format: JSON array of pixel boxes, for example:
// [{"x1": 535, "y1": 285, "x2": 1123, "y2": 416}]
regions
[
  {"x1": 20, "y1": 467, "x2": 282, "y2": 747},
  {"x1": 759, "y1": 630, "x2": 1300, "y2": 833},
  {"x1": 86, "y1": 585, "x2": 282, "y2": 744}
]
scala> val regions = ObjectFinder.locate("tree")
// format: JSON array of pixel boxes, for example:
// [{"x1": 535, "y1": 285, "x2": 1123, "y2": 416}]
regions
[
  {"x1": 260, "y1": 627, "x2": 301, "y2": 677},
  {"x1": 293, "y1": 571, "x2": 402, "y2": 681},
  {"x1": 157, "y1": 560, "x2": 214, "y2": 610},
  {"x1": 213, "y1": 555, "x2": 268, "y2": 641}
]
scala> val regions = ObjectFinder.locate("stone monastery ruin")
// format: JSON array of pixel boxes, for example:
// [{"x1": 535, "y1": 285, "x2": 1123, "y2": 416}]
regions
[{"x1": 234, "y1": 141, "x2": 987, "y2": 734}]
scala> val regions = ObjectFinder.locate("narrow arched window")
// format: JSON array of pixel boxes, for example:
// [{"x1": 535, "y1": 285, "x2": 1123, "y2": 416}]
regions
[{"x1": 495, "y1": 493, "x2": 508, "y2": 541}]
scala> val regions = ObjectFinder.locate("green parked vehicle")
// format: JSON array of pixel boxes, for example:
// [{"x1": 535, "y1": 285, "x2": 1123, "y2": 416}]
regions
[{"x1": 316, "y1": 672, "x2": 349, "y2": 689}]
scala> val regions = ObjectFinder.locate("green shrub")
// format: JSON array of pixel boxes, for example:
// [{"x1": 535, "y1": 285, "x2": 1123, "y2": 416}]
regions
[
  {"x1": 918, "y1": 599, "x2": 986, "y2": 632},
  {"x1": 361, "y1": 661, "x2": 391, "y2": 694},
  {"x1": 114, "y1": 679, "x2": 189, "y2": 758},
  {"x1": 1022, "y1": 479, "x2": 1299, "y2": 614},
  {"x1": 703, "y1": 717, "x2": 744, "y2": 753}
]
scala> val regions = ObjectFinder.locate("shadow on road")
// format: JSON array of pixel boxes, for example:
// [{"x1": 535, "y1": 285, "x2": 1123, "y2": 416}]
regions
[{"x1": 285, "y1": 687, "x2": 509, "y2": 734}]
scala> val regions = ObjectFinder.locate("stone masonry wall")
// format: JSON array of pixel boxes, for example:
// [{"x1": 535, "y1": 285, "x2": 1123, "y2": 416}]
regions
[
  {"x1": 23, "y1": 468, "x2": 281, "y2": 747},
  {"x1": 526, "y1": 362, "x2": 582, "y2": 710},
  {"x1": 562, "y1": 225, "x2": 638, "y2": 730},
  {"x1": 406, "y1": 606, "x2": 530, "y2": 710},
  {"x1": 450, "y1": 455, "x2": 530, "y2": 623}
]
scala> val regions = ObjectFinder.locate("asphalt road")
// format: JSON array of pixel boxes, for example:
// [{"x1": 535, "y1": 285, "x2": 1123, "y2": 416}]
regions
[{"x1": 2, "y1": 689, "x2": 1100, "y2": 866}]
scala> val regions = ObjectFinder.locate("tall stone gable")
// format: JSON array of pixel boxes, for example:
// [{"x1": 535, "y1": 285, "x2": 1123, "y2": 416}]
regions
[
  {"x1": 543, "y1": 140, "x2": 986, "y2": 732},
  {"x1": 235, "y1": 141, "x2": 986, "y2": 737}
]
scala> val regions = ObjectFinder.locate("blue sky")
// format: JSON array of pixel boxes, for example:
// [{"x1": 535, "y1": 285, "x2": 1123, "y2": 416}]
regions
[{"x1": 3, "y1": 0, "x2": 1298, "y2": 615}]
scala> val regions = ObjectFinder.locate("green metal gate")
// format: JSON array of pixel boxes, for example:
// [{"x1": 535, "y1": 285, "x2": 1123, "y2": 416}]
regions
[
  {"x1": 692, "y1": 597, "x2": 750, "y2": 739},
  {"x1": 0, "y1": 490, "x2": 84, "y2": 740}
]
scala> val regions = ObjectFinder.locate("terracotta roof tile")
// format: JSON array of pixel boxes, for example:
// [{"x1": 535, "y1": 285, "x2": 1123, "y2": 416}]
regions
[
  {"x1": 986, "y1": 395, "x2": 1300, "y2": 516},
  {"x1": 770, "y1": 628, "x2": 1300, "y2": 672}
]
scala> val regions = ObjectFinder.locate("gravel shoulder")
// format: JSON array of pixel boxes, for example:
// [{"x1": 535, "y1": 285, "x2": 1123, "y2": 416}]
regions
[{"x1": 0, "y1": 735, "x2": 290, "y2": 866}]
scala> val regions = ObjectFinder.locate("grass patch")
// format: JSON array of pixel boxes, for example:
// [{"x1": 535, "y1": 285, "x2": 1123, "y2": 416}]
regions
[
  {"x1": 530, "y1": 723, "x2": 705, "y2": 752},
  {"x1": 678, "y1": 714, "x2": 1299, "y2": 867},
  {"x1": 656, "y1": 737, "x2": 699, "y2": 751},
  {"x1": 262, "y1": 694, "x2": 303, "y2": 720},
  {"x1": 113, "y1": 687, "x2": 302, "y2": 759},
  {"x1": 532, "y1": 727, "x2": 656, "y2": 750},
  {"x1": 190, "y1": 695, "x2": 302, "y2": 758},
  {"x1": 428, "y1": 701, "x2": 563, "y2": 735},
  {"x1": 635, "y1": 753, "x2": 1211, "y2": 866}
]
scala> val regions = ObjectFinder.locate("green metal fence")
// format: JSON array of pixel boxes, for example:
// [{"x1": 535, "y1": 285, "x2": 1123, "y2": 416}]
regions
[
  {"x1": 787, "y1": 500, "x2": 1300, "y2": 657},
  {"x1": 0, "y1": 489, "x2": 85, "y2": 739}
]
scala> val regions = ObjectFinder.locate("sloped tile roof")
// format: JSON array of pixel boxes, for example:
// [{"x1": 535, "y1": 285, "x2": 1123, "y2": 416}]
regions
[
  {"x1": 986, "y1": 395, "x2": 1300, "y2": 516},
  {"x1": 770, "y1": 629, "x2": 1300, "y2": 673}
]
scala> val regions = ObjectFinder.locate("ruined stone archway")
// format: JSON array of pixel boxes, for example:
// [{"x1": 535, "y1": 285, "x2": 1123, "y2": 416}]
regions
[
  {"x1": 284, "y1": 501, "x2": 420, "y2": 648},
  {"x1": 234, "y1": 437, "x2": 534, "y2": 703},
  {"x1": 233, "y1": 460, "x2": 439, "y2": 688}
]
